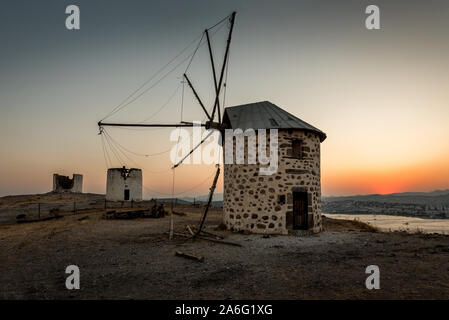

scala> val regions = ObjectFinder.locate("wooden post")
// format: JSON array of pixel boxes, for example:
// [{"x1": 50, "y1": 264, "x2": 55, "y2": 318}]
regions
[
  {"x1": 194, "y1": 165, "x2": 220, "y2": 238},
  {"x1": 73, "y1": 202, "x2": 76, "y2": 213},
  {"x1": 38, "y1": 203, "x2": 41, "y2": 220},
  {"x1": 104, "y1": 199, "x2": 107, "y2": 209},
  {"x1": 131, "y1": 199, "x2": 134, "y2": 208}
]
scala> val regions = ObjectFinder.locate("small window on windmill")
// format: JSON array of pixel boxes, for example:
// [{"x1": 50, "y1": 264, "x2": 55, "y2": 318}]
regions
[
  {"x1": 292, "y1": 139, "x2": 302, "y2": 159},
  {"x1": 278, "y1": 194, "x2": 286, "y2": 204}
]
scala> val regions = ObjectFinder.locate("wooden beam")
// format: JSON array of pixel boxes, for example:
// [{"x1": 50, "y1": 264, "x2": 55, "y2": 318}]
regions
[
  {"x1": 183, "y1": 73, "x2": 211, "y2": 121},
  {"x1": 175, "y1": 251, "x2": 204, "y2": 262},
  {"x1": 98, "y1": 121, "x2": 204, "y2": 128}
]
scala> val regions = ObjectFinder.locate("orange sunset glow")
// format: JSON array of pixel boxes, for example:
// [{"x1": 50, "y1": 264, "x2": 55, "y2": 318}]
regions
[{"x1": 1, "y1": 1, "x2": 448, "y2": 198}]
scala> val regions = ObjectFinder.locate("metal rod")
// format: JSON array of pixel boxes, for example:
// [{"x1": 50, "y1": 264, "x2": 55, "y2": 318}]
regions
[{"x1": 183, "y1": 74, "x2": 211, "y2": 121}]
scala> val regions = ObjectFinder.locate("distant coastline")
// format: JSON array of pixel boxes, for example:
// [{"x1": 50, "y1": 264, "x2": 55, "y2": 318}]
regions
[{"x1": 322, "y1": 189, "x2": 449, "y2": 219}]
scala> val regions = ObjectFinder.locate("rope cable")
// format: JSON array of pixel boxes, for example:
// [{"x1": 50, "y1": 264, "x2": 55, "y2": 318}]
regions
[
  {"x1": 143, "y1": 168, "x2": 217, "y2": 196},
  {"x1": 100, "y1": 133, "x2": 112, "y2": 168},
  {"x1": 104, "y1": 130, "x2": 142, "y2": 168},
  {"x1": 102, "y1": 129, "x2": 176, "y2": 174},
  {"x1": 103, "y1": 52, "x2": 196, "y2": 120},
  {"x1": 140, "y1": 82, "x2": 182, "y2": 123},
  {"x1": 101, "y1": 32, "x2": 204, "y2": 121},
  {"x1": 184, "y1": 32, "x2": 205, "y2": 74},
  {"x1": 206, "y1": 13, "x2": 232, "y2": 31},
  {"x1": 169, "y1": 84, "x2": 187, "y2": 238},
  {"x1": 101, "y1": 21, "x2": 227, "y2": 121},
  {"x1": 102, "y1": 132, "x2": 117, "y2": 165},
  {"x1": 104, "y1": 131, "x2": 126, "y2": 166},
  {"x1": 104, "y1": 128, "x2": 171, "y2": 157}
]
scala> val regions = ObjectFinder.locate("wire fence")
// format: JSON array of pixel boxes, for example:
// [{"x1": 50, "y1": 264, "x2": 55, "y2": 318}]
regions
[
  {"x1": 0, "y1": 197, "x2": 221, "y2": 225},
  {"x1": 0, "y1": 199, "x2": 155, "y2": 225}
]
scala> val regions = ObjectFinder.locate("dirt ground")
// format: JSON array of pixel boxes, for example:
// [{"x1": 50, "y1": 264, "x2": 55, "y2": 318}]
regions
[
  {"x1": 1, "y1": 203, "x2": 448, "y2": 299},
  {"x1": 0, "y1": 192, "x2": 105, "y2": 208}
]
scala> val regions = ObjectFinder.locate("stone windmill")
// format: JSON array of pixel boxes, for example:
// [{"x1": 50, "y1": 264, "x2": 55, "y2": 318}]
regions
[{"x1": 222, "y1": 101, "x2": 326, "y2": 234}]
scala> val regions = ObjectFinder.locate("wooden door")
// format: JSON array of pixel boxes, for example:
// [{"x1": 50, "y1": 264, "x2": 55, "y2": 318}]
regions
[
  {"x1": 293, "y1": 192, "x2": 308, "y2": 229},
  {"x1": 124, "y1": 189, "x2": 130, "y2": 201}
]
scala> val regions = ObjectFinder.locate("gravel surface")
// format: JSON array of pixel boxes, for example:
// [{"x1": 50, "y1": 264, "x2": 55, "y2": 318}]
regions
[{"x1": 1, "y1": 205, "x2": 448, "y2": 299}]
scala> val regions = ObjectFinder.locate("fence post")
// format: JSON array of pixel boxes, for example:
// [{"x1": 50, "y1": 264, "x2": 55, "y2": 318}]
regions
[
  {"x1": 73, "y1": 201, "x2": 76, "y2": 213},
  {"x1": 104, "y1": 199, "x2": 107, "y2": 210},
  {"x1": 131, "y1": 199, "x2": 134, "y2": 208},
  {"x1": 38, "y1": 203, "x2": 41, "y2": 219}
]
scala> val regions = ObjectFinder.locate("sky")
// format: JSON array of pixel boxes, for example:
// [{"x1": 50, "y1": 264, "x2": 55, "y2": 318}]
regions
[{"x1": 0, "y1": 0, "x2": 448, "y2": 197}]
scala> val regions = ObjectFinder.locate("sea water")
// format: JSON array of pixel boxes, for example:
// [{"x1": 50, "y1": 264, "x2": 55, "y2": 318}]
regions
[{"x1": 326, "y1": 213, "x2": 449, "y2": 235}]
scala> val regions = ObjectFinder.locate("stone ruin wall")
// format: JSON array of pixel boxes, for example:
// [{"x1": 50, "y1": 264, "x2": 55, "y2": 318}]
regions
[
  {"x1": 53, "y1": 174, "x2": 83, "y2": 193},
  {"x1": 223, "y1": 129, "x2": 322, "y2": 234}
]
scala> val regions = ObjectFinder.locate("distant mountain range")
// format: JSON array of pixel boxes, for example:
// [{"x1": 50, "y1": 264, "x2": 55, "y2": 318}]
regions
[
  {"x1": 323, "y1": 189, "x2": 449, "y2": 219},
  {"x1": 153, "y1": 193, "x2": 223, "y2": 207},
  {"x1": 180, "y1": 193, "x2": 224, "y2": 202},
  {"x1": 323, "y1": 189, "x2": 449, "y2": 204},
  {"x1": 386, "y1": 190, "x2": 449, "y2": 197}
]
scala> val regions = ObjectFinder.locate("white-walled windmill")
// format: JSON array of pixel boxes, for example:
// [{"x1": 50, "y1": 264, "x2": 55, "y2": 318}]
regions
[{"x1": 106, "y1": 167, "x2": 142, "y2": 201}]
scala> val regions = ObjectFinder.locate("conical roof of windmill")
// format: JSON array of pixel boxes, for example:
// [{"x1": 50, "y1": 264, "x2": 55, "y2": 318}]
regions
[{"x1": 223, "y1": 101, "x2": 326, "y2": 141}]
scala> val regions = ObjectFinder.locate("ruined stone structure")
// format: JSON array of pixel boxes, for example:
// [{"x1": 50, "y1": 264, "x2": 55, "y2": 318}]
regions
[
  {"x1": 53, "y1": 174, "x2": 83, "y2": 193},
  {"x1": 222, "y1": 101, "x2": 326, "y2": 234},
  {"x1": 106, "y1": 167, "x2": 142, "y2": 201}
]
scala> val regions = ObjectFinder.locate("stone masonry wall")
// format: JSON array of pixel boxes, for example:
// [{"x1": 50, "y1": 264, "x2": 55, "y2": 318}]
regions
[
  {"x1": 223, "y1": 129, "x2": 322, "y2": 234},
  {"x1": 53, "y1": 174, "x2": 83, "y2": 193}
]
